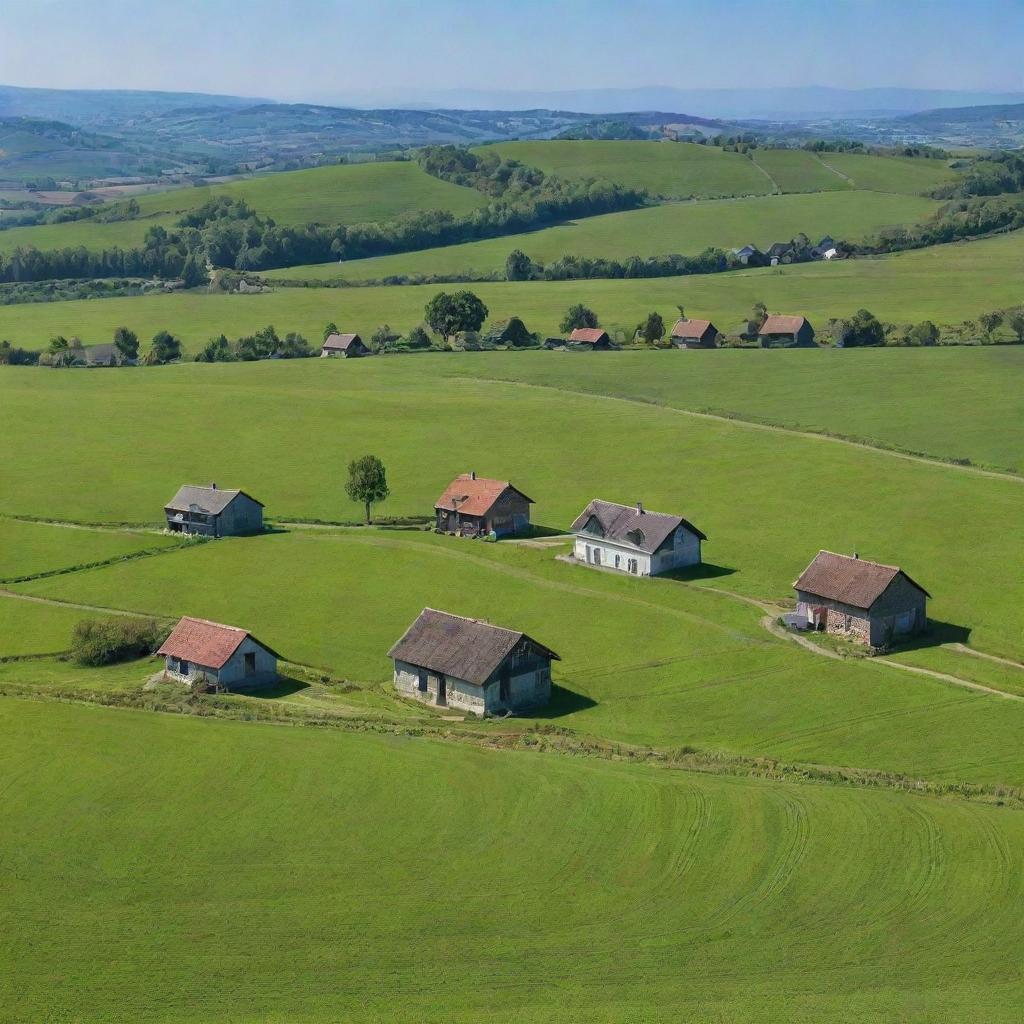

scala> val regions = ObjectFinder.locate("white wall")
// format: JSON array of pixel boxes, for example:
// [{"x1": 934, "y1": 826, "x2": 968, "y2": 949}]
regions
[{"x1": 574, "y1": 525, "x2": 701, "y2": 577}]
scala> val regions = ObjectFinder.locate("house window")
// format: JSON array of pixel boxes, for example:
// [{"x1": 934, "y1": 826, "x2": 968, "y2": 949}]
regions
[
  {"x1": 592, "y1": 547, "x2": 602, "y2": 566},
  {"x1": 177, "y1": 658, "x2": 190, "y2": 675},
  {"x1": 627, "y1": 558, "x2": 638, "y2": 575},
  {"x1": 418, "y1": 669, "x2": 428, "y2": 692},
  {"x1": 244, "y1": 652, "x2": 256, "y2": 675},
  {"x1": 614, "y1": 554, "x2": 621, "y2": 569}
]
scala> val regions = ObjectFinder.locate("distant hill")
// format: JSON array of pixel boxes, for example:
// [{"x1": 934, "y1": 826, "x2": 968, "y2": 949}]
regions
[
  {"x1": 900, "y1": 102, "x2": 1024, "y2": 126},
  {"x1": 880, "y1": 103, "x2": 1024, "y2": 147}
]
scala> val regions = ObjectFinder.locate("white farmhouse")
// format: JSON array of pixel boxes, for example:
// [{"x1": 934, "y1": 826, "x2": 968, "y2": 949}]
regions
[{"x1": 570, "y1": 499, "x2": 706, "y2": 577}]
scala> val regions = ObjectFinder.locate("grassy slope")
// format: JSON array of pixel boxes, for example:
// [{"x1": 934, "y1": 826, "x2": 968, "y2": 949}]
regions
[
  {"x1": 2, "y1": 228, "x2": 1023, "y2": 346},
  {"x1": 820, "y1": 152, "x2": 959, "y2": 193},
  {"x1": 4, "y1": 699, "x2": 1024, "y2": 1024},
  {"x1": 0, "y1": 596, "x2": 101, "y2": 655},
  {"x1": 265, "y1": 190, "x2": 940, "y2": 282},
  {"x1": 0, "y1": 161, "x2": 487, "y2": 255},
  {"x1": 752, "y1": 149, "x2": 850, "y2": 193}
]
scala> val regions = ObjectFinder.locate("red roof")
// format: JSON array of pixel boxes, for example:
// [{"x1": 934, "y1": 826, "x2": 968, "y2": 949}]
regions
[
  {"x1": 322, "y1": 333, "x2": 362, "y2": 350},
  {"x1": 435, "y1": 474, "x2": 533, "y2": 517},
  {"x1": 568, "y1": 328, "x2": 609, "y2": 344},
  {"x1": 759, "y1": 315, "x2": 807, "y2": 335},
  {"x1": 158, "y1": 616, "x2": 278, "y2": 669},
  {"x1": 671, "y1": 318, "x2": 715, "y2": 340},
  {"x1": 793, "y1": 551, "x2": 930, "y2": 610}
]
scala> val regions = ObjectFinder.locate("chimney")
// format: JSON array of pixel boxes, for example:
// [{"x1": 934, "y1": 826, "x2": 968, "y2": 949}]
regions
[
  {"x1": 470, "y1": 470, "x2": 476, "y2": 480},
  {"x1": 637, "y1": 501, "x2": 644, "y2": 514}
]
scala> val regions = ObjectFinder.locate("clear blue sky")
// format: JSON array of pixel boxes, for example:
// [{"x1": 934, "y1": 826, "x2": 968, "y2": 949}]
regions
[{"x1": 2, "y1": 0, "x2": 1021, "y2": 102}]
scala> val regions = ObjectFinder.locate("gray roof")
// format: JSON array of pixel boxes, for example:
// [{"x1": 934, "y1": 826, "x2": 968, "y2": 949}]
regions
[
  {"x1": 388, "y1": 608, "x2": 559, "y2": 687},
  {"x1": 322, "y1": 333, "x2": 363, "y2": 350},
  {"x1": 570, "y1": 499, "x2": 707, "y2": 554},
  {"x1": 165, "y1": 485, "x2": 264, "y2": 515}
]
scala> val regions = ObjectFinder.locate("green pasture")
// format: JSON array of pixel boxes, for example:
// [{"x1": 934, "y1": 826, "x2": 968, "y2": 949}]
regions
[
  {"x1": 0, "y1": 213, "x2": 176, "y2": 255},
  {"x1": 4, "y1": 699, "x2": 1024, "y2": 1023},
  {"x1": 2, "y1": 228, "x2": 1022, "y2": 348},
  {"x1": 819, "y1": 152, "x2": 959, "y2": 194},
  {"x1": 0, "y1": 595, "x2": 102, "y2": 656},
  {"x1": 267, "y1": 190, "x2": 940, "y2": 282},
  {"x1": 752, "y1": 148, "x2": 850, "y2": 193}
]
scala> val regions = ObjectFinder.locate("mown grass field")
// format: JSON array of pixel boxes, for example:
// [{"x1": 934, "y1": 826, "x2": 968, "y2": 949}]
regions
[
  {"x1": 2, "y1": 228, "x2": 1024, "y2": 348},
  {"x1": 4, "y1": 698, "x2": 1024, "y2": 1024},
  {"x1": 267, "y1": 190, "x2": 940, "y2": 282},
  {"x1": 0, "y1": 595, "x2": 106, "y2": 656},
  {"x1": 751, "y1": 148, "x2": 850, "y2": 193},
  {"x1": 819, "y1": 152, "x2": 961, "y2": 194}
]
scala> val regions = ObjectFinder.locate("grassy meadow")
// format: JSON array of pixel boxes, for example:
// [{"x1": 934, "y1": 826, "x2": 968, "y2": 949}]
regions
[
  {"x1": 751, "y1": 148, "x2": 850, "y2": 192},
  {"x1": 818, "y1": 152, "x2": 962, "y2": 194},
  {"x1": 266, "y1": 190, "x2": 940, "y2": 282},
  {"x1": 6, "y1": 699, "x2": 1024, "y2": 1023}
]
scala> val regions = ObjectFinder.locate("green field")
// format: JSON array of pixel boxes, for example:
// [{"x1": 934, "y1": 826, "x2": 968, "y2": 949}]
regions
[
  {"x1": 2, "y1": 228, "x2": 1023, "y2": 349},
  {"x1": 0, "y1": 160, "x2": 487, "y2": 255},
  {"x1": 819, "y1": 152, "x2": 960, "y2": 194},
  {"x1": 266, "y1": 190, "x2": 940, "y2": 282},
  {"x1": 0, "y1": 594, "x2": 106, "y2": 656},
  {"x1": 752, "y1": 149, "x2": 850, "y2": 193},
  {"x1": 5, "y1": 699, "x2": 1024, "y2": 1023}
]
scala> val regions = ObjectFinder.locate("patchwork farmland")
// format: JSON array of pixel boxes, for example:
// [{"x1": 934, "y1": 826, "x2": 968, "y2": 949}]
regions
[{"x1": 3, "y1": 127, "x2": 1024, "y2": 1024}]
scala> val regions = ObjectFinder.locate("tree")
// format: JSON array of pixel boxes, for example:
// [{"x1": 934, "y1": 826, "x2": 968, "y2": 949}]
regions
[
  {"x1": 370, "y1": 324, "x2": 395, "y2": 353},
  {"x1": 559, "y1": 303, "x2": 599, "y2": 333},
  {"x1": 505, "y1": 249, "x2": 533, "y2": 281},
  {"x1": 424, "y1": 290, "x2": 489, "y2": 344},
  {"x1": 979, "y1": 310, "x2": 1003, "y2": 340},
  {"x1": 113, "y1": 326, "x2": 139, "y2": 361},
  {"x1": 278, "y1": 332, "x2": 310, "y2": 358},
  {"x1": 405, "y1": 325, "x2": 432, "y2": 349},
  {"x1": 345, "y1": 455, "x2": 389, "y2": 524},
  {"x1": 1008, "y1": 311, "x2": 1024, "y2": 343},
  {"x1": 149, "y1": 329, "x2": 182, "y2": 364},
  {"x1": 835, "y1": 308, "x2": 885, "y2": 348},
  {"x1": 907, "y1": 320, "x2": 939, "y2": 346},
  {"x1": 638, "y1": 311, "x2": 665, "y2": 344},
  {"x1": 322, "y1": 321, "x2": 339, "y2": 342},
  {"x1": 195, "y1": 334, "x2": 234, "y2": 362},
  {"x1": 180, "y1": 251, "x2": 207, "y2": 288},
  {"x1": 746, "y1": 301, "x2": 768, "y2": 338}
]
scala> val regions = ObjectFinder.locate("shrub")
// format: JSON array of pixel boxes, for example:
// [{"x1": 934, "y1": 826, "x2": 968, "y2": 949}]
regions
[{"x1": 71, "y1": 617, "x2": 170, "y2": 667}]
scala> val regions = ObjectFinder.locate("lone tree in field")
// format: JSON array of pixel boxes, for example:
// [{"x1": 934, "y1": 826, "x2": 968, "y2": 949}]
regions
[
  {"x1": 346, "y1": 455, "x2": 390, "y2": 524},
  {"x1": 638, "y1": 312, "x2": 665, "y2": 344},
  {"x1": 113, "y1": 326, "x2": 138, "y2": 361},
  {"x1": 424, "y1": 291, "x2": 489, "y2": 345},
  {"x1": 322, "y1": 321, "x2": 339, "y2": 342},
  {"x1": 559, "y1": 303, "x2": 599, "y2": 333},
  {"x1": 148, "y1": 330, "x2": 183, "y2": 364}
]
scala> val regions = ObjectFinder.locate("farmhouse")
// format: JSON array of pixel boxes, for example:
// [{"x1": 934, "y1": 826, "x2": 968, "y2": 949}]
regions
[
  {"x1": 164, "y1": 484, "x2": 264, "y2": 537},
  {"x1": 570, "y1": 499, "x2": 706, "y2": 576},
  {"x1": 158, "y1": 616, "x2": 280, "y2": 690},
  {"x1": 671, "y1": 318, "x2": 719, "y2": 349},
  {"x1": 793, "y1": 550, "x2": 930, "y2": 648},
  {"x1": 435, "y1": 472, "x2": 533, "y2": 538},
  {"x1": 759, "y1": 315, "x2": 817, "y2": 347},
  {"x1": 389, "y1": 607, "x2": 559, "y2": 716},
  {"x1": 321, "y1": 333, "x2": 370, "y2": 357},
  {"x1": 767, "y1": 241, "x2": 793, "y2": 266},
  {"x1": 567, "y1": 327, "x2": 616, "y2": 350},
  {"x1": 731, "y1": 244, "x2": 762, "y2": 265}
]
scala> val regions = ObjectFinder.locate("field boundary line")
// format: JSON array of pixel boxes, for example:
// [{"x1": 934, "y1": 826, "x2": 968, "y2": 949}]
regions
[
  {"x1": 467, "y1": 377, "x2": 1023, "y2": 483},
  {"x1": 948, "y1": 643, "x2": 1024, "y2": 671},
  {"x1": 813, "y1": 153, "x2": 855, "y2": 186},
  {"x1": 0, "y1": 588, "x2": 160, "y2": 619},
  {"x1": 749, "y1": 154, "x2": 782, "y2": 194}
]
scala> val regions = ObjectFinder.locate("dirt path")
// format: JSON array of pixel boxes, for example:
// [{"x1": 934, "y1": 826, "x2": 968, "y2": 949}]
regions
[
  {"x1": 0, "y1": 588, "x2": 155, "y2": 619},
  {"x1": 948, "y1": 643, "x2": 1024, "y2": 671},
  {"x1": 813, "y1": 154, "x2": 855, "y2": 185},
  {"x1": 470, "y1": 378, "x2": 1022, "y2": 485},
  {"x1": 875, "y1": 657, "x2": 1024, "y2": 703}
]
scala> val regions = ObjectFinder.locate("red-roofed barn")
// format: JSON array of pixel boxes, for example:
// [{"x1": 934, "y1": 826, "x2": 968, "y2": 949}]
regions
[
  {"x1": 435, "y1": 472, "x2": 533, "y2": 538},
  {"x1": 758, "y1": 315, "x2": 816, "y2": 347},
  {"x1": 158, "y1": 616, "x2": 281, "y2": 690},
  {"x1": 567, "y1": 327, "x2": 616, "y2": 350},
  {"x1": 671, "y1": 318, "x2": 719, "y2": 349}
]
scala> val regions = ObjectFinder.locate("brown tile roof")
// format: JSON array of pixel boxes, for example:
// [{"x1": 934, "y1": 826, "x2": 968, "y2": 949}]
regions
[
  {"x1": 793, "y1": 551, "x2": 930, "y2": 610},
  {"x1": 165, "y1": 485, "x2": 263, "y2": 515},
  {"x1": 434, "y1": 474, "x2": 533, "y2": 518},
  {"x1": 158, "y1": 616, "x2": 281, "y2": 669},
  {"x1": 759, "y1": 315, "x2": 807, "y2": 335},
  {"x1": 322, "y1": 333, "x2": 363, "y2": 350},
  {"x1": 570, "y1": 499, "x2": 707, "y2": 555},
  {"x1": 671, "y1": 318, "x2": 716, "y2": 340},
  {"x1": 568, "y1": 328, "x2": 609, "y2": 344},
  {"x1": 388, "y1": 608, "x2": 559, "y2": 687}
]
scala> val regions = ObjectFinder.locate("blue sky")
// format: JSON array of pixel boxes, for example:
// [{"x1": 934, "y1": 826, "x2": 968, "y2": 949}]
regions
[{"x1": 1, "y1": 0, "x2": 1021, "y2": 102}]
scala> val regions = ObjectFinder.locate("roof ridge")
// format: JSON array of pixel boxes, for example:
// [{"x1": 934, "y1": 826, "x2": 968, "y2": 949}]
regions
[
  {"x1": 179, "y1": 615, "x2": 248, "y2": 633},
  {"x1": 817, "y1": 549, "x2": 901, "y2": 572},
  {"x1": 420, "y1": 606, "x2": 518, "y2": 632},
  {"x1": 592, "y1": 498, "x2": 678, "y2": 519}
]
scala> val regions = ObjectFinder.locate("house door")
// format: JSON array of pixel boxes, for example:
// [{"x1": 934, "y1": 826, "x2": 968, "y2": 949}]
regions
[{"x1": 437, "y1": 676, "x2": 447, "y2": 706}]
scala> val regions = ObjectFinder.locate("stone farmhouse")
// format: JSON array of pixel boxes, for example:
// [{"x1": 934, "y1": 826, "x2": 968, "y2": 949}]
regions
[
  {"x1": 570, "y1": 499, "x2": 706, "y2": 577},
  {"x1": 435, "y1": 472, "x2": 533, "y2": 538},
  {"x1": 321, "y1": 333, "x2": 370, "y2": 358},
  {"x1": 793, "y1": 550, "x2": 930, "y2": 648},
  {"x1": 158, "y1": 616, "x2": 280, "y2": 690},
  {"x1": 567, "y1": 327, "x2": 616, "y2": 350},
  {"x1": 389, "y1": 607, "x2": 559, "y2": 716},
  {"x1": 759, "y1": 315, "x2": 817, "y2": 347},
  {"x1": 164, "y1": 484, "x2": 264, "y2": 537},
  {"x1": 671, "y1": 318, "x2": 719, "y2": 349}
]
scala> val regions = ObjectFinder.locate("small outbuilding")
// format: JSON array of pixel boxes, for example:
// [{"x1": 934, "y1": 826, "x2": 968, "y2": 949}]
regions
[
  {"x1": 164, "y1": 484, "x2": 264, "y2": 537},
  {"x1": 731, "y1": 244, "x2": 762, "y2": 266},
  {"x1": 321, "y1": 333, "x2": 370, "y2": 358},
  {"x1": 793, "y1": 550, "x2": 930, "y2": 648},
  {"x1": 158, "y1": 616, "x2": 281, "y2": 690},
  {"x1": 570, "y1": 499, "x2": 706, "y2": 577},
  {"x1": 389, "y1": 607, "x2": 559, "y2": 716},
  {"x1": 567, "y1": 327, "x2": 616, "y2": 350},
  {"x1": 435, "y1": 472, "x2": 533, "y2": 538},
  {"x1": 758, "y1": 315, "x2": 817, "y2": 348},
  {"x1": 671, "y1": 318, "x2": 719, "y2": 349}
]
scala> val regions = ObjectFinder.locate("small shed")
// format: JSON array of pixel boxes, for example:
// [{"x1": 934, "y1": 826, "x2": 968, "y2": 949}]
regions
[
  {"x1": 567, "y1": 327, "x2": 616, "y2": 350},
  {"x1": 158, "y1": 616, "x2": 281, "y2": 690},
  {"x1": 570, "y1": 499, "x2": 706, "y2": 577},
  {"x1": 758, "y1": 315, "x2": 817, "y2": 348},
  {"x1": 321, "y1": 333, "x2": 370, "y2": 358},
  {"x1": 435, "y1": 472, "x2": 533, "y2": 538},
  {"x1": 389, "y1": 608, "x2": 559, "y2": 716},
  {"x1": 164, "y1": 484, "x2": 264, "y2": 537},
  {"x1": 671, "y1": 318, "x2": 719, "y2": 349},
  {"x1": 482, "y1": 316, "x2": 535, "y2": 348},
  {"x1": 793, "y1": 550, "x2": 930, "y2": 648}
]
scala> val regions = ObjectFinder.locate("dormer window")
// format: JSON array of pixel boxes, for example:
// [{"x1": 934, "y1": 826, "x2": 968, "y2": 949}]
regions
[
  {"x1": 626, "y1": 528, "x2": 645, "y2": 547},
  {"x1": 582, "y1": 516, "x2": 605, "y2": 537}
]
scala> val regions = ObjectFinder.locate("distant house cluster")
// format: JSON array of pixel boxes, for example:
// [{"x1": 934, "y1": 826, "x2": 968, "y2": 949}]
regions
[{"x1": 731, "y1": 236, "x2": 842, "y2": 267}]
